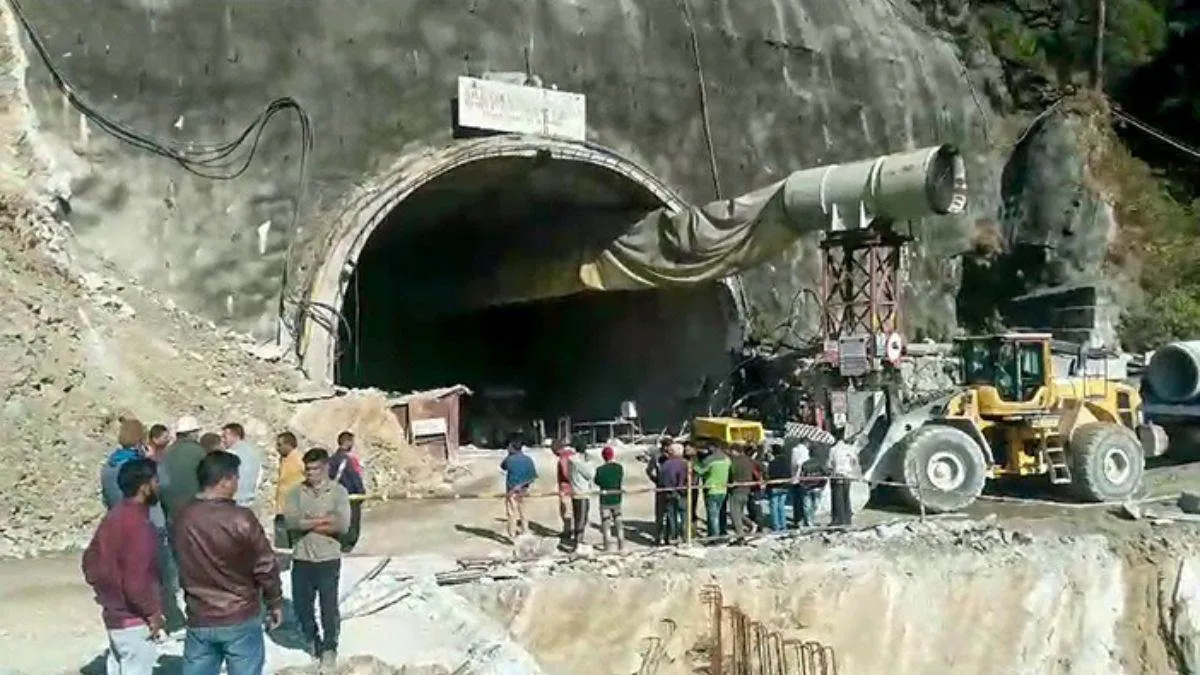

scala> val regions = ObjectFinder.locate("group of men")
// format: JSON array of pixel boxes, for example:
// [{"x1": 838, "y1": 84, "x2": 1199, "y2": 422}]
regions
[
  {"x1": 499, "y1": 440, "x2": 628, "y2": 552},
  {"x1": 644, "y1": 434, "x2": 859, "y2": 545},
  {"x1": 499, "y1": 431, "x2": 860, "y2": 552},
  {"x1": 84, "y1": 416, "x2": 369, "y2": 675}
]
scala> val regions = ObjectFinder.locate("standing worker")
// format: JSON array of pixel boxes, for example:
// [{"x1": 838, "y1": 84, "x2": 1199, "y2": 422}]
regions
[
  {"x1": 173, "y1": 451, "x2": 283, "y2": 675},
  {"x1": 695, "y1": 443, "x2": 732, "y2": 540},
  {"x1": 567, "y1": 445, "x2": 595, "y2": 550},
  {"x1": 273, "y1": 432, "x2": 305, "y2": 549},
  {"x1": 684, "y1": 444, "x2": 703, "y2": 533},
  {"x1": 145, "y1": 424, "x2": 172, "y2": 462},
  {"x1": 100, "y1": 418, "x2": 185, "y2": 635},
  {"x1": 83, "y1": 458, "x2": 164, "y2": 675},
  {"x1": 553, "y1": 440, "x2": 576, "y2": 547},
  {"x1": 220, "y1": 423, "x2": 261, "y2": 509},
  {"x1": 727, "y1": 444, "x2": 759, "y2": 544},
  {"x1": 329, "y1": 431, "x2": 366, "y2": 552},
  {"x1": 160, "y1": 416, "x2": 206, "y2": 523},
  {"x1": 645, "y1": 437, "x2": 670, "y2": 545},
  {"x1": 658, "y1": 443, "x2": 689, "y2": 544},
  {"x1": 789, "y1": 439, "x2": 820, "y2": 528},
  {"x1": 593, "y1": 446, "x2": 625, "y2": 551},
  {"x1": 283, "y1": 448, "x2": 352, "y2": 669},
  {"x1": 826, "y1": 429, "x2": 858, "y2": 527},
  {"x1": 500, "y1": 439, "x2": 537, "y2": 539},
  {"x1": 199, "y1": 433, "x2": 222, "y2": 454},
  {"x1": 766, "y1": 442, "x2": 793, "y2": 532}
]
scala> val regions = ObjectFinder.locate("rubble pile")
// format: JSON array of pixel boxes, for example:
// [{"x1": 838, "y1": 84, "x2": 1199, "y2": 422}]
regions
[
  {"x1": 0, "y1": 196, "x2": 305, "y2": 556},
  {"x1": 0, "y1": 194, "x2": 446, "y2": 557},
  {"x1": 288, "y1": 390, "x2": 441, "y2": 498},
  {"x1": 437, "y1": 517, "x2": 1040, "y2": 586}
]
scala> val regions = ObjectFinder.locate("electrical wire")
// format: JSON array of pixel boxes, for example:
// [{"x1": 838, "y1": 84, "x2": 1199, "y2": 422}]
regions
[
  {"x1": 6, "y1": 0, "x2": 327, "y2": 346},
  {"x1": 1112, "y1": 107, "x2": 1200, "y2": 162},
  {"x1": 10, "y1": 0, "x2": 313, "y2": 182},
  {"x1": 674, "y1": 0, "x2": 723, "y2": 200}
]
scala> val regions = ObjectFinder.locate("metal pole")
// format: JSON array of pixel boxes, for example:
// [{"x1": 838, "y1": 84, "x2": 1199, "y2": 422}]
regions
[{"x1": 686, "y1": 463, "x2": 695, "y2": 545}]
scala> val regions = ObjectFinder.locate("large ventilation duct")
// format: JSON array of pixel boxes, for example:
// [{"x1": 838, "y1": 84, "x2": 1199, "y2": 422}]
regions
[
  {"x1": 1146, "y1": 341, "x2": 1200, "y2": 403},
  {"x1": 466, "y1": 144, "x2": 967, "y2": 308},
  {"x1": 780, "y1": 144, "x2": 968, "y2": 230}
]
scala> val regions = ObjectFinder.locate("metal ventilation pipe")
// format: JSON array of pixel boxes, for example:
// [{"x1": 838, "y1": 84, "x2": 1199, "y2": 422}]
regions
[
  {"x1": 781, "y1": 144, "x2": 969, "y2": 231},
  {"x1": 1146, "y1": 341, "x2": 1200, "y2": 403}
]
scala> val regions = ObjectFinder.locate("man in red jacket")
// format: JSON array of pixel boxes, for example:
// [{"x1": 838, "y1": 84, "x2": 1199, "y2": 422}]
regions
[{"x1": 82, "y1": 457, "x2": 164, "y2": 675}]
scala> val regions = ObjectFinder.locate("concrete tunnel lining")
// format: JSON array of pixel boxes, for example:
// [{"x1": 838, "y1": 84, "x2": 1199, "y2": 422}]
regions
[{"x1": 301, "y1": 136, "x2": 747, "y2": 434}]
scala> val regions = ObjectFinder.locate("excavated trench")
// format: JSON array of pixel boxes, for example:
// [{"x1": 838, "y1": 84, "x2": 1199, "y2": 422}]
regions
[
  {"x1": 333, "y1": 152, "x2": 741, "y2": 435},
  {"x1": 315, "y1": 524, "x2": 1200, "y2": 674},
  {"x1": 458, "y1": 531, "x2": 1195, "y2": 675}
]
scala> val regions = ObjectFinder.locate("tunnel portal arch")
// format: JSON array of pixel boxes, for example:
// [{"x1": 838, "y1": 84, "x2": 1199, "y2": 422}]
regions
[{"x1": 301, "y1": 135, "x2": 746, "y2": 387}]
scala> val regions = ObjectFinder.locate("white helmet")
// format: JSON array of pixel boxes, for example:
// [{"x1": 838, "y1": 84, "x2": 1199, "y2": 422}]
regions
[{"x1": 174, "y1": 415, "x2": 201, "y2": 434}]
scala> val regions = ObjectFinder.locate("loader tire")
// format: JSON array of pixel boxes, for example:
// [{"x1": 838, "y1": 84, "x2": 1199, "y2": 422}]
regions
[
  {"x1": 1068, "y1": 422, "x2": 1145, "y2": 502},
  {"x1": 898, "y1": 424, "x2": 987, "y2": 514}
]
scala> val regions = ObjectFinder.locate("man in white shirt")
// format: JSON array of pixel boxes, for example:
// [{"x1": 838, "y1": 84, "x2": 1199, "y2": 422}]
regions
[
  {"x1": 789, "y1": 440, "x2": 825, "y2": 527},
  {"x1": 220, "y1": 422, "x2": 262, "y2": 509},
  {"x1": 825, "y1": 429, "x2": 859, "y2": 526}
]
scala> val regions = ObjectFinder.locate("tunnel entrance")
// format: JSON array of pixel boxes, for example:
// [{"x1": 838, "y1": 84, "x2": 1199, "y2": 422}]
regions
[{"x1": 329, "y1": 142, "x2": 742, "y2": 443}]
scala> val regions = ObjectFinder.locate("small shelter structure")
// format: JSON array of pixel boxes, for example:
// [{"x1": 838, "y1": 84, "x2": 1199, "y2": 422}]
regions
[{"x1": 389, "y1": 384, "x2": 472, "y2": 463}]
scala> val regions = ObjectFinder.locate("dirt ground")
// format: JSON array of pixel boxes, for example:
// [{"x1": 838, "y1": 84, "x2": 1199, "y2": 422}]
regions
[{"x1": 6, "y1": 443, "x2": 1200, "y2": 674}]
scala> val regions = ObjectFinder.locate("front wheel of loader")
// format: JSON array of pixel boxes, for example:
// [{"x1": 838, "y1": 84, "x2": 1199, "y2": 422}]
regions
[
  {"x1": 1068, "y1": 422, "x2": 1145, "y2": 502},
  {"x1": 898, "y1": 424, "x2": 988, "y2": 514}
]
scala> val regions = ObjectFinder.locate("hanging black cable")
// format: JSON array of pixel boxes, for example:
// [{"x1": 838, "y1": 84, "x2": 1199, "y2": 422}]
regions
[
  {"x1": 8, "y1": 0, "x2": 313, "y2": 181},
  {"x1": 6, "y1": 0, "x2": 332, "y2": 347}
]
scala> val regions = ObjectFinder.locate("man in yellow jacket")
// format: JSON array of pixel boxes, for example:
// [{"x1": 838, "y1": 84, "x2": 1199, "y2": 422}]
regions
[{"x1": 274, "y1": 431, "x2": 306, "y2": 548}]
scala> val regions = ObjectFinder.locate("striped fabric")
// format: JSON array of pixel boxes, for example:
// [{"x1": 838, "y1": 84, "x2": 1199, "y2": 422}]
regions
[{"x1": 783, "y1": 422, "x2": 835, "y2": 446}]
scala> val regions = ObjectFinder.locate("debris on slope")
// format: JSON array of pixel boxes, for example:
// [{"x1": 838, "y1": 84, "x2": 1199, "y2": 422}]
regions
[
  {"x1": 0, "y1": 195, "x2": 289, "y2": 556},
  {"x1": 0, "y1": 195, "x2": 444, "y2": 557}
]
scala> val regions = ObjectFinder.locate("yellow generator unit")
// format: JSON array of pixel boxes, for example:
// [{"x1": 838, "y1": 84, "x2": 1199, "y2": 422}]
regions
[
  {"x1": 891, "y1": 332, "x2": 1166, "y2": 513},
  {"x1": 691, "y1": 417, "x2": 766, "y2": 446}
]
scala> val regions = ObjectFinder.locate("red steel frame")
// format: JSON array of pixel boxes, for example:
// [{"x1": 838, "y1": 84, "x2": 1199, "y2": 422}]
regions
[{"x1": 818, "y1": 227, "x2": 910, "y2": 347}]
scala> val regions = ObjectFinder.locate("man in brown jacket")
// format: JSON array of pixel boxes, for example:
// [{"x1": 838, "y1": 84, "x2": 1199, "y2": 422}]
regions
[{"x1": 173, "y1": 450, "x2": 283, "y2": 675}]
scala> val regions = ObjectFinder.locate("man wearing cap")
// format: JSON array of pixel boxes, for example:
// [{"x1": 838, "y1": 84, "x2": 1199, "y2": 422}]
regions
[
  {"x1": 160, "y1": 416, "x2": 207, "y2": 525},
  {"x1": 592, "y1": 446, "x2": 624, "y2": 552},
  {"x1": 658, "y1": 443, "x2": 689, "y2": 544}
]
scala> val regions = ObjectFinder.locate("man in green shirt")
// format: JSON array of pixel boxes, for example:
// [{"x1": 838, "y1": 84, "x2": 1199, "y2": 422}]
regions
[
  {"x1": 696, "y1": 444, "x2": 732, "y2": 539},
  {"x1": 593, "y1": 446, "x2": 625, "y2": 551},
  {"x1": 160, "y1": 416, "x2": 206, "y2": 524}
]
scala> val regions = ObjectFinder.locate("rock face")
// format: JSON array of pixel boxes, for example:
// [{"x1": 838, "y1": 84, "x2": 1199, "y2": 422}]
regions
[
  {"x1": 956, "y1": 96, "x2": 1133, "y2": 344},
  {"x1": 13, "y1": 0, "x2": 999, "y2": 340}
]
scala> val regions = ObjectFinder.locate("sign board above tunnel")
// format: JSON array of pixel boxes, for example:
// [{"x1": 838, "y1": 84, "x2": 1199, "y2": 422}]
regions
[{"x1": 456, "y1": 76, "x2": 587, "y2": 141}]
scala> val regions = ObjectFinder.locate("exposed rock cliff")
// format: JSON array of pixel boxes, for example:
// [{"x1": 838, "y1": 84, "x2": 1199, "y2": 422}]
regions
[{"x1": 13, "y1": 0, "x2": 1001, "y2": 341}]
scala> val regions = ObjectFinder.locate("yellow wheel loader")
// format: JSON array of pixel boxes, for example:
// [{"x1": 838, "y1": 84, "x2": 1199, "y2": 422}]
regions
[{"x1": 884, "y1": 332, "x2": 1166, "y2": 513}]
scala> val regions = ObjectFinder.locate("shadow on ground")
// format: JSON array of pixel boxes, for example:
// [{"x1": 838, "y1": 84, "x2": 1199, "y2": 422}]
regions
[{"x1": 81, "y1": 654, "x2": 183, "y2": 675}]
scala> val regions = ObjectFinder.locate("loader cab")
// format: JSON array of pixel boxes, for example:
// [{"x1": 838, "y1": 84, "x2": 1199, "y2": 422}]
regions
[{"x1": 956, "y1": 333, "x2": 1054, "y2": 413}]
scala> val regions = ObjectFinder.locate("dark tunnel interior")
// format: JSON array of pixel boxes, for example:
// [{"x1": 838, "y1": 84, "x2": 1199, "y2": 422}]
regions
[{"x1": 336, "y1": 154, "x2": 742, "y2": 445}]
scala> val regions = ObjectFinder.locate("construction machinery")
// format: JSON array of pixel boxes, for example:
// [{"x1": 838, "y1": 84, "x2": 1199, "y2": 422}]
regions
[
  {"x1": 691, "y1": 416, "x2": 766, "y2": 446},
  {"x1": 1140, "y1": 340, "x2": 1200, "y2": 454},
  {"x1": 869, "y1": 332, "x2": 1168, "y2": 513}
]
